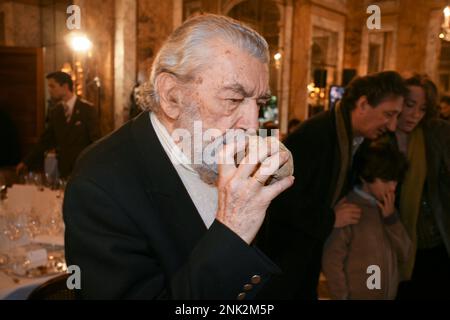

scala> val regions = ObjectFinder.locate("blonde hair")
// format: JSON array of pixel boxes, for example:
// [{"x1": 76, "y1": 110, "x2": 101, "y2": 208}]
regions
[{"x1": 137, "y1": 14, "x2": 269, "y2": 113}]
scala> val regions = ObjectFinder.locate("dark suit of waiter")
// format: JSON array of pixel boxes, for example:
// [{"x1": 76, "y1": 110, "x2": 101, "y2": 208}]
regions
[
  {"x1": 63, "y1": 111, "x2": 280, "y2": 299},
  {"x1": 23, "y1": 97, "x2": 100, "y2": 178}
]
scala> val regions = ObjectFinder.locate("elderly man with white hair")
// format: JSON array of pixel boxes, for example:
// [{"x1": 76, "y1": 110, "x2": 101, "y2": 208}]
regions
[{"x1": 63, "y1": 14, "x2": 294, "y2": 299}]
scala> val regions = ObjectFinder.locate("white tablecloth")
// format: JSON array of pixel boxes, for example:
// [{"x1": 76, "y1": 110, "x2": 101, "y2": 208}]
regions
[
  {"x1": 0, "y1": 185, "x2": 65, "y2": 300},
  {"x1": 0, "y1": 235, "x2": 65, "y2": 300}
]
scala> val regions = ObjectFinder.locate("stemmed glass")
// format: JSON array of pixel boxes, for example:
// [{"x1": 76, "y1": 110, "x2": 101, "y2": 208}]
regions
[
  {"x1": 0, "y1": 215, "x2": 11, "y2": 269},
  {"x1": 25, "y1": 209, "x2": 41, "y2": 240},
  {"x1": 0, "y1": 209, "x2": 27, "y2": 273}
]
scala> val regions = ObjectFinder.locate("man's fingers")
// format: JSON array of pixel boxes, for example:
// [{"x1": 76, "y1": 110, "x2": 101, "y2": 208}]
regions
[
  {"x1": 249, "y1": 151, "x2": 290, "y2": 186},
  {"x1": 235, "y1": 136, "x2": 288, "y2": 180},
  {"x1": 261, "y1": 175, "x2": 295, "y2": 199},
  {"x1": 217, "y1": 136, "x2": 248, "y2": 178}
]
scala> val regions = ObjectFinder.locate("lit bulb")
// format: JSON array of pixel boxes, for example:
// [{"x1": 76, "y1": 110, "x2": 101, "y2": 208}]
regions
[
  {"x1": 440, "y1": 33, "x2": 445, "y2": 39},
  {"x1": 444, "y1": 6, "x2": 450, "y2": 17},
  {"x1": 70, "y1": 35, "x2": 92, "y2": 52},
  {"x1": 274, "y1": 52, "x2": 282, "y2": 61}
]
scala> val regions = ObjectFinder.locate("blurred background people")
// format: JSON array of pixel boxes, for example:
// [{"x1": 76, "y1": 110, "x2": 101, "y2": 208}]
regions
[{"x1": 16, "y1": 72, "x2": 100, "y2": 179}]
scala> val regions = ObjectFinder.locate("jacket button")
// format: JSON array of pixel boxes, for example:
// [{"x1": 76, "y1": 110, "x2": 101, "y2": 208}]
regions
[
  {"x1": 251, "y1": 275, "x2": 261, "y2": 285},
  {"x1": 237, "y1": 292, "x2": 246, "y2": 300},
  {"x1": 243, "y1": 284, "x2": 253, "y2": 291}
]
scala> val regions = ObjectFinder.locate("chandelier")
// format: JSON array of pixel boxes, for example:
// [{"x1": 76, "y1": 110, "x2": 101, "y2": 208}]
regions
[{"x1": 440, "y1": 6, "x2": 450, "y2": 41}]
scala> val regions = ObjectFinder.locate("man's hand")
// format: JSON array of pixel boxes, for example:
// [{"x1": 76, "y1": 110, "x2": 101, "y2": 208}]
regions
[
  {"x1": 215, "y1": 136, "x2": 295, "y2": 244},
  {"x1": 376, "y1": 191, "x2": 396, "y2": 218},
  {"x1": 334, "y1": 198, "x2": 362, "y2": 228},
  {"x1": 16, "y1": 162, "x2": 27, "y2": 175}
]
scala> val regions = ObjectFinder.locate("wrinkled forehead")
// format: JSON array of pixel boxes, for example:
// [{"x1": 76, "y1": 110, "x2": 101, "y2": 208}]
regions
[{"x1": 199, "y1": 41, "x2": 269, "y2": 95}]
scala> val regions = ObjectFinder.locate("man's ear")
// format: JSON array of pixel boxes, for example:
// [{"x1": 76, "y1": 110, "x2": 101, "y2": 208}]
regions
[
  {"x1": 355, "y1": 96, "x2": 368, "y2": 113},
  {"x1": 155, "y1": 72, "x2": 182, "y2": 120}
]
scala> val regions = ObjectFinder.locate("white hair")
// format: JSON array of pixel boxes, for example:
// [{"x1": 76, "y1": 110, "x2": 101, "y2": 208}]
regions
[{"x1": 136, "y1": 14, "x2": 269, "y2": 113}]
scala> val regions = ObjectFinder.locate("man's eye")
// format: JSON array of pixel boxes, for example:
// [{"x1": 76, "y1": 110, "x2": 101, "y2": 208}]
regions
[
  {"x1": 385, "y1": 113, "x2": 393, "y2": 118},
  {"x1": 405, "y1": 100, "x2": 415, "y2": 108},
  {"x1": 257, "y1": 101, "x2": 268, "y2": 108},
  {"x1": 228, "y1": 98, "x2": 244, "y2": 104}
]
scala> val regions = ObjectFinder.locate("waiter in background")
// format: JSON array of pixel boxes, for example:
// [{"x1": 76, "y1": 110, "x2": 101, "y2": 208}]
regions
[{"x1": 16, "y1": 71, "x2": 100, "y2": 178}]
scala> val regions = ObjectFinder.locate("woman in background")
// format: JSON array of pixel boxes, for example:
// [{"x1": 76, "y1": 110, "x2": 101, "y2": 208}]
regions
[{"x1": 391, "y1": 74, "x2": 450, "y2": 299}]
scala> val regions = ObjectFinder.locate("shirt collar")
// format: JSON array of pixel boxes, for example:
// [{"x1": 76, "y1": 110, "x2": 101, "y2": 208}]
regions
[
  {"x1": 64, "y1": 94, "x2": 77, "y2": 113},
  {"x1": 150, "y1": 112, "x2": 198, "y2": 174},
  {"x1": 352, "y1": 136, "x2": 364, "y2": 158},
  {"x1": 353, "y1": 185, "x2": 377, "y2": 206},
  {"x1": 353, "y1": 136, "x2": 364, "y2": 149}
]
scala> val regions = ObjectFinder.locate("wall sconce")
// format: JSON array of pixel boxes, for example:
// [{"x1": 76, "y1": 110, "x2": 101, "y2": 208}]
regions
[
  {"x1": 440, "y1": 6, "x2": 450, "y2": 41},
  {"x1": 274, "y1": 52, "x2": 282, "y2": 69},
  {"x1": 64, "y1": 32, "x2": 94, "y2": 97},
  {"x1": 67, "y1": 32, "x2": 93, "y2": 52}
]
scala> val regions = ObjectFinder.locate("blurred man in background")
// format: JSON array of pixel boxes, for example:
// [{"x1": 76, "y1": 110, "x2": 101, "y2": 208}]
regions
[{"x1": 16, "y1": 71, "x2": 100, "y2": 178}]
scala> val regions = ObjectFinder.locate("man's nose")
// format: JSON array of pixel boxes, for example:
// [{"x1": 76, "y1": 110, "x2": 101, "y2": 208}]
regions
[
  {"x1": 386, "y1": 116, "x2": 398, "y2": 132},
  {"x1": 237, "y1": 101, "x2": 259, "y2": 131}
]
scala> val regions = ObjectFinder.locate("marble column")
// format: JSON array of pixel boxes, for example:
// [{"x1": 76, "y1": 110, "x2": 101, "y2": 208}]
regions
[
  {"x1": 114, "y1": 0, "x2": 137, "y2": 128},
  {"x1": 74, "y1": 0, "x2": 116, "y2": 135},
  {"x1": 0, "y1": 1, "x2": 41, "y2": 47},
  {"x1": 289, "y1": 0, "x2": 312, "y2": 121},
  {"x1": 396, "y1": 0, "x2": 430, "y2": 75},
  {"x1": 137, "y1": 0, "x2": 174, "y2": 83},
  {"x1": 343, "y1": 0, "x2": 365, "y2": 71}
]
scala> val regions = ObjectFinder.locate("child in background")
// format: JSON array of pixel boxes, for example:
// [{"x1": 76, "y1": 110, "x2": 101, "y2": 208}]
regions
[{"x1": 322, "y1": 142, "x2": 412, "y2": 300}]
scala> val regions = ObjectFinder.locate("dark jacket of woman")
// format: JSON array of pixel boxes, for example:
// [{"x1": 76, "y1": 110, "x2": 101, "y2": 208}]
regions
[{"x1": 387, "y1": 119, "x2": 450, "y2": 262}]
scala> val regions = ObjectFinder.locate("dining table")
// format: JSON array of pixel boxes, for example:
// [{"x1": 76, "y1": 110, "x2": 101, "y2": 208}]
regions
[{"x1": 0, "y1": 183, "x2": 67, "y2": 300}]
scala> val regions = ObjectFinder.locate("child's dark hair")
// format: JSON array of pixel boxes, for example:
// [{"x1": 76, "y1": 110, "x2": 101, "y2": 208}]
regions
[{"x1": 355, "y1": 141, "x2": 408, "y2": 184}]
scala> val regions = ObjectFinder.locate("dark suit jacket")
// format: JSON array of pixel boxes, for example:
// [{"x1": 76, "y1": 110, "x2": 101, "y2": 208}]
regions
[
  {"x1": 24, "y1": 97, "x2": 100, "y2": 178},
  {"x1": 63, "y1": 111, "x2": 280, "y2": 299},
  {"x1": 425, "y1": 120, "x2": 450, "y2": 253},
  {"x1": 258, "y1": 106, "x2": 357, "y2": 299}
]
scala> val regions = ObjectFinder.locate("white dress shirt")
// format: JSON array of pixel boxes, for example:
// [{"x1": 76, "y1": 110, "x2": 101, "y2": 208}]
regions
[
  {"x1": 150, "y1": 112, "x2": 218, "y2": 228},
  {"x1": 63, "y1": 94, "x2": 77, "y2": 119}
]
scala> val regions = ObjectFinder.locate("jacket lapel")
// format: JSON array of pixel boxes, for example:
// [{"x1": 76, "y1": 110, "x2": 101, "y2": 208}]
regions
[
  {"x1": 331, "y1": 101, "x2": 353, "y2": 206},
  {"x1": 129, "y1": 111, "x2": 207, "y2": 249}
]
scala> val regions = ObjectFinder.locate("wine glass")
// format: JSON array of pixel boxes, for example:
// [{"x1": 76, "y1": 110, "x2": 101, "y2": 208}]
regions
[
  {"x1": 25, "y1": 209, "x2": 41, "y2": 240},
  {"x1": 54, "y1": 178, "x2": 67, "y2": 198},
  {"x1": 0, "y1": 215, "x2": 11, "y2": 267}
]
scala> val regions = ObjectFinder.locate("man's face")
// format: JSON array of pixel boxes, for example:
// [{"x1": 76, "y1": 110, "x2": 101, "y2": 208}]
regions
[
  {"x1": 440, "y1": 101, "x2": 450, "y2": 118},
  {"x1": 354, "y1": 96, "x2": 404, "y2": 140},
  {"x1": 175, "y1": 40, "x2": 270, "y2": 183},
  {"x1": 47, "y1": 78, "x2": 67, "y2": 101},
  {"x1": 183, "y1": 41, "x2": 270, "y2": 134},
  {"x1": 365, "y1": 178, "x2": 397, "y2": 203}
]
